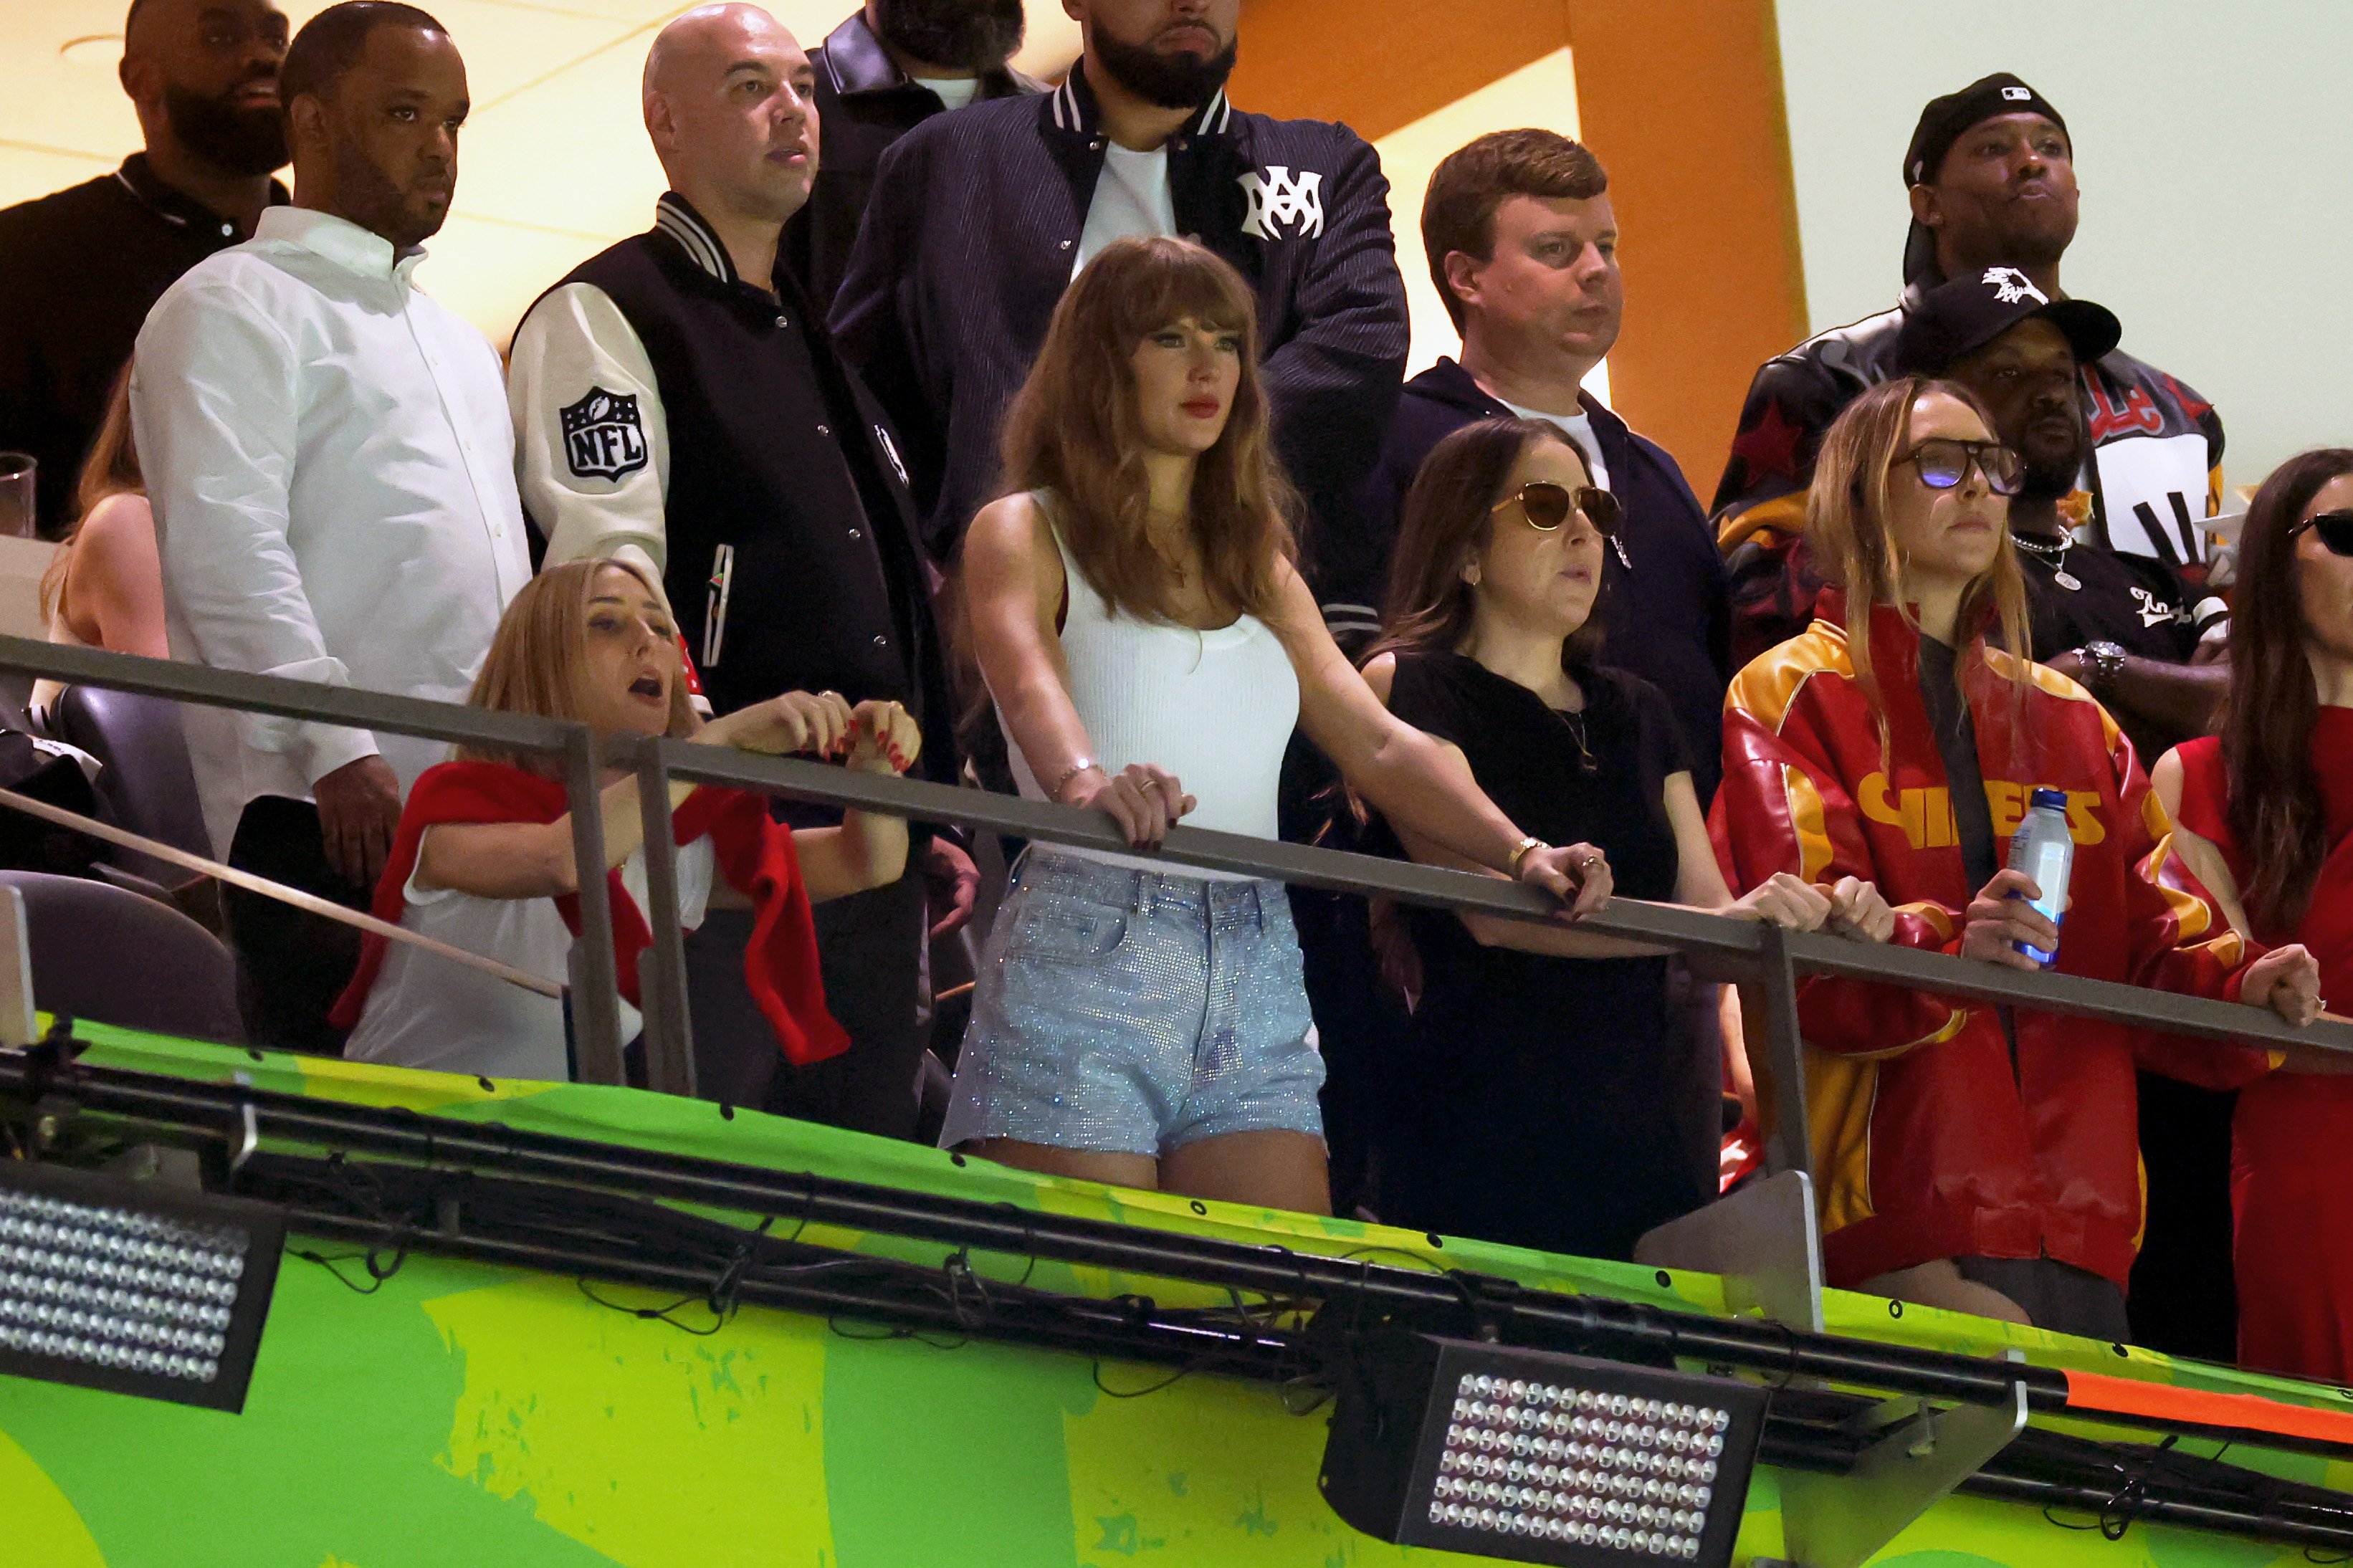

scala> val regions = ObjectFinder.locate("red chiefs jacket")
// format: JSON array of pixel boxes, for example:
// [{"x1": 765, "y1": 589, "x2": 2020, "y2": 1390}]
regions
[{"x1": 1709, "y1": 592, "x2": 2270, "y2": 1290}]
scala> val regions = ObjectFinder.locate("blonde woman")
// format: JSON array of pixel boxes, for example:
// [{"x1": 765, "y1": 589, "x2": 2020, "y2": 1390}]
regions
[
  {"x1": 32, "y1": 367, "x2": 167, "y2": 725},
  {"x1": 334, "y1": 558, "x2": 917, "y2": 1082},
  {"x1": 1711, "y1": 376, "x2": 2318, "y2": 1337}
]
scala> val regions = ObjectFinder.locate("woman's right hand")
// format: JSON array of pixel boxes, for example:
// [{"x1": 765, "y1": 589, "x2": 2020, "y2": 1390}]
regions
[
  {"x1": 1727, "y1": 871, "x2": 1832, "y2": 931},
  {"x1": 1961, "y1": 868, "x2": 2056, "y2": 970},
  {"x1": 695, "y1": 689, "x2": 856, "y2": 757},
  {"x1": 1064, "y1": 762, "x2": 1195, "y2": 850}
]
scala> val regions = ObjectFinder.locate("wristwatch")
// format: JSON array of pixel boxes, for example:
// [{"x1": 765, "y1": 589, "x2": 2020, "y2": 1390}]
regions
[{"x1": 2079, "y1": 640, "x2": 2128, "y2": 694}]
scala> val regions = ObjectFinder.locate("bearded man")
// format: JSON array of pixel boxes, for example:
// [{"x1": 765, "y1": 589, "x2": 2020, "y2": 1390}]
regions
[
  {"x1": 0, "y1": 0, "x2": 291, "y2": 536},
  {"x1": 829, "y1": 0, "x2": 1408, "y2": 607}
]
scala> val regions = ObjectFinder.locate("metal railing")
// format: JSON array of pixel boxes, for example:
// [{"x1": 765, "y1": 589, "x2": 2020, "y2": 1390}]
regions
[{"x1": 7, "y1": 633, "x2": 2349, "y2": 1185}]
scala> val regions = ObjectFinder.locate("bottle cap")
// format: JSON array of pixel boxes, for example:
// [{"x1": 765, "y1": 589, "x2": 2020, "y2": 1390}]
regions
[{"x1": 2030, "y1": 787, "x2": 2069, "y2": 810}]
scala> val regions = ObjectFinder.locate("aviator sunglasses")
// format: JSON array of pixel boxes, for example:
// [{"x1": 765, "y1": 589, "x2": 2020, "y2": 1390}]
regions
[
  {"x1": 1491, "y1": 480, "x2": 1623, "y2": 537},
  {"x1": 2289, "y1": 510, "x2": 2353, "y2": 556},
  {"x1": 1899, "y1": 437, "x2": 2025, "y2": 497}
]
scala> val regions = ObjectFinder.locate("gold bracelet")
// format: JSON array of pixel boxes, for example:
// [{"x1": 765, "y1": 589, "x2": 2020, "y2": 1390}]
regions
[
  {"x1": 1507, "y1": 835, "x2": 1548, "y2": 874},
  {"x1": 1046, "y1": 755, "x2": 1099, "y2": 803}
]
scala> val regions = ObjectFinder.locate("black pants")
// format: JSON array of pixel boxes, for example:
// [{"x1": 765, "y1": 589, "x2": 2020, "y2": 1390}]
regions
[
  {"x1": 222, "y1": 795, "x2": 369, "y2": 1055},
  {"x1": 685, "y1": 872, "x2": 928, "y2": 1138},
  {"x1": 1956, "y1": 1255, "x2": 2132, "y2": 1343}
]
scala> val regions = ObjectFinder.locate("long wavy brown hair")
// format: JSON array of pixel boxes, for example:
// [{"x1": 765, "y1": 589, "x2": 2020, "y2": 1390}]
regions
[
  {"x1": 41, "y1": 363, "x2": 145, "y2": 621},
  {"x1": 994, "y1": 235, "x2": 1297, "y2": 622},
  {"x1": 457, "y1": 558, "x2": 697, "y2": 778},
  {"x1": 1364, "y1": 417, "x2": 1606, "y2": 671},
  {"x1": 2220, "y1": 448, "x2": 2353, "y2": 932},
  {"x1": 1806, "y1": 376, "x2": 2031, "y2": 757}
]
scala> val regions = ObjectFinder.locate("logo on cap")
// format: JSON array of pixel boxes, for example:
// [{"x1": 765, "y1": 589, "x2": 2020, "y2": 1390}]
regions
[
  {"x1": 2002, "y1": 86, "x2": 2032, "y2": 102},
  {"x1": 1981, "y1": 267, "x2": 2049, "y2": 307}
]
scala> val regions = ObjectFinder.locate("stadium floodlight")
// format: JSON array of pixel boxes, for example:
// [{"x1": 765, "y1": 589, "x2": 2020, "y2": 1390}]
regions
[
  {"x1": 1319, "y1": 1335, "x2": 1766, "y2": 1567},
  {"x1": 0, "y1": 1157, "x2": 284, "y2": 1412}
]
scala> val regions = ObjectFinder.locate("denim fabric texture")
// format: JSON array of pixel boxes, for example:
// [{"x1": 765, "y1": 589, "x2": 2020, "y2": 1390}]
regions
[{"x1": 941, "y1": 847, "x2": 1326, "y2": 1154}]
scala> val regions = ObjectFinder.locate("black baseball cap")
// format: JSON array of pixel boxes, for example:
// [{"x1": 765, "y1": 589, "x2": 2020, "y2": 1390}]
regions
[
  {"x1": 1894, "y1": 269, "x2": 2120, "y2": 376},
  {"x1": 1900, "y1": 72, "x2": 2070, "y2": 285}
]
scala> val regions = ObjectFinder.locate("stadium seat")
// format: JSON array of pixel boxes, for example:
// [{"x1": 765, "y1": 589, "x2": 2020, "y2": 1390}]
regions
[
  {"x1": 46, "y1": 684, "x2": 209, "y2": 889},
  {"x1": 0, "y1": 869, "x2": 241, "y2": 1041}
]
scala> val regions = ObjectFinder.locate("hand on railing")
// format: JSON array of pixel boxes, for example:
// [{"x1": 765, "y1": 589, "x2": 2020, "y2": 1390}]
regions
[
  {"x1": 1724, "y1": 871, "x2": 1832, "y2": 930},
  {"x1": 1061, "y1": 760, "x2": 1195, "y2": 851},
  {"x1": 1516, "y1": 841, "x2": 1612, "y2": 920},
  {"x1": 843, "y1": 699, "x2": 920, "y2": 777},
  {"x1": 1823, "y1": 876, "x2": 1896, "y2": 944},
  {"x1": 2244, "y1": 945, "x2": 2323, "y2": 1026},
  {"x1": 692, "y1": 689, "x2": 859, "y2": 758}
]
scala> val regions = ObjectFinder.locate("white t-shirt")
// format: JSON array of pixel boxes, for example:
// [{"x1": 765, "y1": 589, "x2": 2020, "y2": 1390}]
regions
[
  {"x1": 1074, "y1": 143, "x2": 1177, "y2": 274},
  {"x1": 913, "y1": 75, "x2": 983, "y2": 112},
  {"x1": 1500, "y1": 399, "x2": 1612, "y2": 493},
  {"x1": 343, "y1": 835, "x2": 717, "y2": 1082}
]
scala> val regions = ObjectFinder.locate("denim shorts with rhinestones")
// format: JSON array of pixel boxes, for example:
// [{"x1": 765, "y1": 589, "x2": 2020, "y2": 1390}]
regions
[{"x1": 940, "y1": 846, "x2": 1327, "y2": 1155}]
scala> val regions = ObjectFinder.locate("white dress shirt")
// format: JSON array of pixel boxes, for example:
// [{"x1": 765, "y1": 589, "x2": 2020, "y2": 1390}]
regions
[{"x1": 133, "y1": 206, "x2": 531, "y2": 856}]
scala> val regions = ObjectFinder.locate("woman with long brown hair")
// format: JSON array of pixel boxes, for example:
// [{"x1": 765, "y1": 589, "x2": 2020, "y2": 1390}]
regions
[
  {"x1": 1712, "y1": 377, "x2": 2319, "y2": 1338},
  {"x1": 1360, "y1": 417, "x2": 1887, "y2": 1258},
  {"x1": 31, "y1": 365, "x2": 168, "y2": 725},
  {"x1": 948, "y1": 237, "x2": 1608, "y2": 1214},
  {"x1": 335, "y1": 559, "x2": 919, "y2": 1085},
  {"x1": 2154, "y1": 449, "x2": 2353, "y2": 1380}
]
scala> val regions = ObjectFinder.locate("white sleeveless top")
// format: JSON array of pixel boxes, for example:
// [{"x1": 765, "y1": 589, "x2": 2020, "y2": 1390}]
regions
[{"x1": 1002, "y1": 497, "x2": 1299, "y2": 879}]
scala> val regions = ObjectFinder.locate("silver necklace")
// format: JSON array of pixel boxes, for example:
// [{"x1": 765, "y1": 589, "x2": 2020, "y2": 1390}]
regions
[{"x1": 2013, "y1": 530, "x2": 2081, "y2": 592}]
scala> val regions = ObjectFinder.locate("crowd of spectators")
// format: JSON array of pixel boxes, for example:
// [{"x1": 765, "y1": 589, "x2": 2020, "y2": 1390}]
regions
[{"x1": 1, "y1": 0, "x2": 2346, "y2": 1380}]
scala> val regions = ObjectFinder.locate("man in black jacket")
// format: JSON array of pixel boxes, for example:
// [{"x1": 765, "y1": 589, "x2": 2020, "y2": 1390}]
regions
[
  {"x1": 1713, "y1": 74, "x2": 2228, "y2": 669},
  {"x1": 507, "y1": 4, "x2": 968, "y2": 1137},
  {"x1": 829, "y1": 0, "x2": 1408, "y2": 618},
  {"x1": 1355, "y1": 130, "x2": 1729, "y2": 799},
  {"x1": 0, "y1": 0, "x2": 290, "y2": 537},
  {"x1": 781, "y1": 1, "x2": 1042, "y2": 315}
]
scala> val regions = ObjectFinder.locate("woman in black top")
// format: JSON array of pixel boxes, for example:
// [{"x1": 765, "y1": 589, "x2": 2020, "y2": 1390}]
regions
[{"x1": 1360, "y1": 419, "x2": 1893, "y2": 1260}]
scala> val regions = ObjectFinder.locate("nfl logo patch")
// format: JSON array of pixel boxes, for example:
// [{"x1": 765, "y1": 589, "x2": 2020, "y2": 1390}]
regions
[{"x1": 560, "y1": 387, "x2": 649, "y2": 480}]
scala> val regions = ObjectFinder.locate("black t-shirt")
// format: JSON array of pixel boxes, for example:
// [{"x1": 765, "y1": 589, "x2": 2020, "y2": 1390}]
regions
[
  {"x1": 2015, "y1": 531, "x2": 2202, "y2": 664},
  {"x1": 1918, "y1": 638, "x2": 1998, "y2": 897},
  {"x1": 0, "y1": 156, "x2": 285, "y2": 536},
  {"x1": 1371, "y1": 650, "x2": 1709, "y2": 1261}
]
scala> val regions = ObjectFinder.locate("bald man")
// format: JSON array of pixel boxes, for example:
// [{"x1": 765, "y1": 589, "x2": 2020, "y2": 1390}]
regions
[
  {"x1": 509, "y1": 3, "x2": 967, "y2": 1137},
  {"x1": 0, "y1": 0, "x2": 291, "y2": 537}
]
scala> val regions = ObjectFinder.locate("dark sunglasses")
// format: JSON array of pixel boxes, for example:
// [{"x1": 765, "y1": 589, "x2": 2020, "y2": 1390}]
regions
[
  {"x1": 1899, "y1": 438, "x2": 2024, "y2": 497},
  {"x1": 1491, "y1": 480, "x2": 1622, "y2": 537},
  {"x1": 2290, "y1": 510, "x2": 2353, "y2": 556}
]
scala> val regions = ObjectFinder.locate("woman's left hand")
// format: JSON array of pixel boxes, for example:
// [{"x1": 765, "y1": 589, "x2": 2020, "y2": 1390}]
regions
[
  {"x1": 1823, "y1": 875, "x2": 1896, "y2": 944},
  {"x1": 1518, "y1": 841, "x2": 1612, "y2": 920},
  {"x1": 846, "y1": 699, "x2": 921, "y2": 775},
  {"x1": 2244, "y1": 943, "x2": 2324, "y2": 1026}
]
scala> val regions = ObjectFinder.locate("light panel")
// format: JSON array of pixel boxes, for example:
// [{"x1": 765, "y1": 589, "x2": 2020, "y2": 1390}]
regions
[{"x1": 0, "y1": 1157, "x2": 284, "y2": 1412}]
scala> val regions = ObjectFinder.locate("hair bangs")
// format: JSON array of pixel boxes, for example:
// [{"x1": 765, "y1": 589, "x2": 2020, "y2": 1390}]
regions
[{"x1": 1109, "y1": 243, "x2": 1258, "y2": 355}]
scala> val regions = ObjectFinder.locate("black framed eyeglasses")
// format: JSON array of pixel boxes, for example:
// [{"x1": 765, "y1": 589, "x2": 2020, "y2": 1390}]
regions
[
  {"x1": 1491, "y1": 481, "x2": 1622, "y2": 539},
  {"x1": 1899, "y1": 438, "x2": 2025, "y2": 497},
  {"x1": 2289, "y1": 510, "x2": 2353, "y2": 557}
]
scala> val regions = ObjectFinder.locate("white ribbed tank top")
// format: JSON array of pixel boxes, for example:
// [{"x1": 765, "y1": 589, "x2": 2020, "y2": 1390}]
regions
[{"x1": 1003, "y1": 495, "x2": 1299, "y2": 879}]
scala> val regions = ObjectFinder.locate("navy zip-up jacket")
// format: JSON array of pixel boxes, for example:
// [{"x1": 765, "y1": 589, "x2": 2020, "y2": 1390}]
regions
[
  {"x1": 1355, "y1": 358, "x2": 1732, "y2": 801},
  {"x1": 830, "y1": 62, "x2": 1408, "y2": 608}
]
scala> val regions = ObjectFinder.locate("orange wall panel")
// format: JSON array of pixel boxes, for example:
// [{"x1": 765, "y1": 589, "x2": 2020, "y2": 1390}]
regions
[
  {"x1": 1229, "y1": 0, "x2": 1570, "y2": 141},
  {"x1": 1566, "y1": 0, "x2": 1808, "y2": 490}
]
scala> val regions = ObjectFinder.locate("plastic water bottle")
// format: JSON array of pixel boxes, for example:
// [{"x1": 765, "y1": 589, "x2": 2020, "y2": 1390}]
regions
[{"x1": 2006, "y1": 788, "x2": 2074, "y2": 966}]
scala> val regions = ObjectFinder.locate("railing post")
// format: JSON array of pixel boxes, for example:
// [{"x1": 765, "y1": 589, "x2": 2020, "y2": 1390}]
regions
[
  {"x1": 563, "y1": 727, "x2": 626, "y2": 1086},
  {"x1": 632, "y1": 739, "x2": 695, "y2": 1098},
  {"x1": 1755, "y1": 923, "x2": 1815, "y2": 1184}
]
